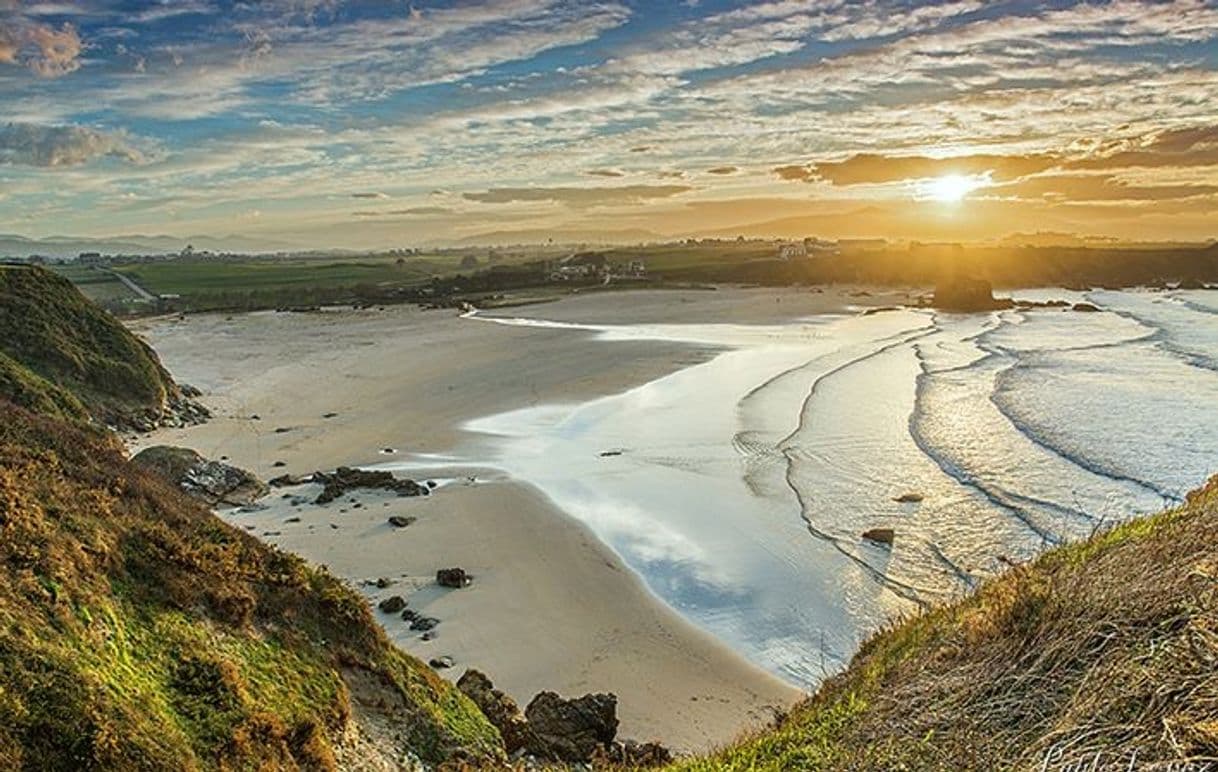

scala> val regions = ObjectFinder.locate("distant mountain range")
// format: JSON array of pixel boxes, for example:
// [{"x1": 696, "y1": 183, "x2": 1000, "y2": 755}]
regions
[{"x1": 0, "y1": 233, "x2": 303, "y2": 259}]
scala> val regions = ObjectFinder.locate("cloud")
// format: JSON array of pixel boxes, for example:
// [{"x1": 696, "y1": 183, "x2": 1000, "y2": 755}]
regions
[
  {"x1": 773, "y1": 164, "x2": 813, "y2": 181},
  {"x1": 353, "y1": 206, "x2": 453, "y2": 217},
  {"x1": 586, "y1": 169, "x2": 625, "y2": 178},
  {"x1": 0, "y1": 123, "x2": 149, "y2": 167},
  {"x1": 463, "y1": 185, "x2": 694, "y2": 207},
  {"x1": 351, "y1": 192, "x2": 389, "y2": 199},
  {"x1": 0, "y1": 19, "x2": 82, "y2": 77},
  {"x1": 707, "y1": 165, "x2": 738, "y2": 175}
]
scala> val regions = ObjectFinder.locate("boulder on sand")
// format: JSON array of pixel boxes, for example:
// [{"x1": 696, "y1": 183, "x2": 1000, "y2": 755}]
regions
[
  {"x1": 388, "y1": 516, "x2": 417, "y2": 528},
  {"x1": 436, "y1": 568, "x2": 471, "y2": 588},
  {"x1": 132, "y1": 446, "x2": 268, "y2": 507},
  {"x1": 377, "y1": 596, "x2": 406, "y2": 614},
  {"x1": 863, "y1": 528, "x2": 896, "y2": 546},
  {"x1": 893, "y1": 492, "x2": 924, "y2": 503}
]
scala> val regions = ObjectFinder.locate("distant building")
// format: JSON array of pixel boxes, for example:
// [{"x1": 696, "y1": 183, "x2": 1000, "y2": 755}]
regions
[
  {"x1": 78, "y1": 252, "x2": 105, "y2": 265},
  {"x1": 777, "y1": 241, "x2": 807, "y2": 260}
]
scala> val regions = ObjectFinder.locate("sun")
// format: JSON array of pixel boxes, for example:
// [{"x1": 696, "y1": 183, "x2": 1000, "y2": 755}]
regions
[{"x1": 923, "y1": 174, "x2": 983, "y2": 202}]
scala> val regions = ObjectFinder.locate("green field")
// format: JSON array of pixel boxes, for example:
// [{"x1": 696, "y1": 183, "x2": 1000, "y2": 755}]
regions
[
  {"x1": 113, "y1": 256, "x2": 436, "y2": 295},
  {"x1": 49, "y1": 264, "x2": 144, "y2": 305}
]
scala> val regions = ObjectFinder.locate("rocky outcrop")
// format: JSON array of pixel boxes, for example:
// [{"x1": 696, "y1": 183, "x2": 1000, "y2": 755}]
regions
[
  {"x1": 458, "y1": 670, "x2": 530, "y2": 754},
  {"x1": 933, "y1": 276, "x2": 1014, "y2": 312},
  {"x1": 132, "y1": 445, "x2": 268, "y2": 507},
  {"x1": 1072, "y1": 302, "x2": 1101, "y2": 313},
  {"x1": 313, "y1": 467, "x2": 429, "y2": 505},
  {"x1": 524, "y1": 691, "x2": 620, "y2": 762}
]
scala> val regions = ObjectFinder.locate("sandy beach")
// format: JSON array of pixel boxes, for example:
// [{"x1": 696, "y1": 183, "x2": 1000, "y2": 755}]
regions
[{"x1": 130, "y1": 286, "x2": 902, "y2": 752}]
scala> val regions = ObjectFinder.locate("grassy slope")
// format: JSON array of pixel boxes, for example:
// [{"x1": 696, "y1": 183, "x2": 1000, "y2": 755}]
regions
[
  {"x1": 0, "y1": 266, "x2": 178, "y2": 426},
  {"x1": 672, "y1": 480, "x2": 1218, "y2": 771},
  {"x1": 0, "y1": 270, "x2": 502, "y2": 769}
]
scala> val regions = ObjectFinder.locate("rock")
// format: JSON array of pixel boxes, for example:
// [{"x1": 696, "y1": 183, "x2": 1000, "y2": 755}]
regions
[
  {"x1": 1178, "y1": 277, "x2": 1206, "y2": 290},
  {"x1": 436, "y1": 568, "x2": 471, "y2": 588},
  {"x1": 893, "y1": 492, "x2": 924, "y2": 503},
  {"x1": 388, "y1": 516, "x2": 417, "y2": 528},
  {"x1": 420, "y1": 631, "x2": 436, "y2": 641},
  {"x1": 1072, "y1": 302, "x2": 1101, "y2": 313},
  {"x1": 273, "y1": 426, "x2": 293, "y2": 434},
  {"x1": 179, "y1": 383, "x2": 203, "y2": 398},
  {"x1": 458, "y1": 670, "x2": 530, "y2": 754},
  {"x1": 284, "y1": 516, "x2": 301, "y2": 523},
  {"x1": 132, "y1": 446, "x2": 269, "y2": 507},
  {"x1": 429, "y1": 656, "x2": 455, "y2": 670},
  {"x1": 410, "y1": 616, "x2": 439, "y2": 632},
  {"x1": 932, "y1": 276, "x2": 1014, "y2": 312},
  {"x1": 602, "y1": 740, "x2": 674, "y2": 767},
  {"x1": 400, "y1": 609, "x2": 417, "y2": 621},
  {"x1": 599, "y1": 450, "x2": 623, "y2": 457},
  {"x1": 863, "y1": 528, "x2": 896, "y2": 546},
  {"x1": 523, "y1": 691, "x2": 619, "y2": 762},
  {"x1": 374, "y1": 577, "x2": 393, "y2": 589},
  {"x1": 378, "y1": 596, "x2": 406, "y2": 614},
  {"x1": 269, "y1": 474, "x2": 307, "y2": 488},
  {"x1": 322, "y1": 412, "x2": 339, "y2": 419},
  {"x1": 272, "y1": 461, "x2": 287, "y2": 468},
  {"x1": 313, "y1": 466, "x2": 429, "y2": 505}
]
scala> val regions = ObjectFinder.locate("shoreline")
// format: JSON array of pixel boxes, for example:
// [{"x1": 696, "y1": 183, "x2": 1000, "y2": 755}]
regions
[{"x1": 129, "y1": 286, "x2": 903, "y2": 751}]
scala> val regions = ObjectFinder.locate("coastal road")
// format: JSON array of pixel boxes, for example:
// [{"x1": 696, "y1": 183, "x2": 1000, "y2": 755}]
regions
[{"x1": 102, "y1": 268, "x2": 158, "y2": 302}]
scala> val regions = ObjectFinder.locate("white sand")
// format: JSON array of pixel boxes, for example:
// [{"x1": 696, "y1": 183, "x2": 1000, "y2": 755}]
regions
[{"x1": 131, "y1": 286, "x2": 899, "y2": 752}]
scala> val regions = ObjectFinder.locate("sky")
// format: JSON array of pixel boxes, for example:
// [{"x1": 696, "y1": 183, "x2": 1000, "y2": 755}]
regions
[{"x1": 1, "y1": 0, "x2": 1217, "y2": 249}]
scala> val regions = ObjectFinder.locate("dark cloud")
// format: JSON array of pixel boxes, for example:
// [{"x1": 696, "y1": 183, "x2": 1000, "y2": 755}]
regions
[
  {"x1": 351, "y1": 192, "x2": 388, "y2": 199},
  {"x1": 0, "y1": 123, "x2": 148, "y2": 167},
  {"x1": 707, "y1": 165, "x2": 738, "y2": 175},
  {"x1": 990, "y1": 173, "x2": 1218, "y2": 202},
  {"x1": 463, "y1": 185, "x2": 694, "y2": 207},
  {"x1": 586, "y1": 169, "x2": 625, "y2": 178},
  {"x1": 773, "y1": 164, "x2": 815, "y2": 181},
  {"x1": 812, "y1": 152, "x2": 1059, "y2": 185},
  {"x1": 1065, "y1": 125, "x2": 1218, "y2": 171}
]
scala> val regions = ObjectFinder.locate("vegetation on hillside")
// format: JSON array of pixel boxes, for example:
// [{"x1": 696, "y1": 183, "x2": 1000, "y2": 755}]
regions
[
  {"x1": 0, "y1": 270, "x2": 503, "y2": 769},
  {"x1": 671, "y1": 478, "x2": 1218, "y2": 771},
  {"x1": 0, "y1": 266, "x2": 180, "y2": 427}
]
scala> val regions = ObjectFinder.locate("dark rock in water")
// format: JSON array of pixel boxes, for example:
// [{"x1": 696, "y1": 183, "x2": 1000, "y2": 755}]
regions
[
  {"x1": 863, "y1": 528, "x2": 896, "y2": 546},
  {"x1": 273, "y1": 426, "x2": 293, "y2": 434},
  {"x1": 429, "y1": 656, "x2": 455, "y2": 670},
  {"x1": 401, "y1": 609, "x2": 418, "y2": 622},
  {"x1": 284, "y1": 516, "x2": 301, "y2": 523},
  {"x1": 436, "y1": 568, "x2": 471, "y2": 588},
  {"x1": 410, "y1": 616, "x2": 439, "y2": 632},
  {"x1": 458, "y1": 670, "x2": 530, "y2": 754},
  {"x1": 272, "y1": 461, "x2": 287, "y2": 468},
  {"x1": 524, "y1": 691, "x2": 619, "y2": 762},
  {"x1": 313, "y1": 466, "x2": 429, "y2": 504},
  {"x1": 425, "y1": 480, "x2": 438, "y2": 489},
  {"x1": 420, "y1": 631, "x2": 436, "y2": 641},
  {"x1": 893, "y1": 492, "x2": 924, "y2": 503},
  {"x1": 932, "y1": 276, "x2": 1014, "y2": 312},
  {"x1": 1072, "y1": 302, "x2": 1101, "y2": 313},
  {"x1": 378, "y1": 596, "x2": 406, "y2": 614},
  {"x1": 132, "y1": 446, "x2": 268, "y2": 507},
  {"x1": 388, "y1": 516, "x2": 417, "y2": 528},
  {"x1": 604, "y1": 740, "x2": 674, "y2": 767},
  {"x1": 374, "y1": 577, "x2": 393, "y2": 589},
  {"x1": 322, "y1": 412, "x2": 339, "y2": 419}
]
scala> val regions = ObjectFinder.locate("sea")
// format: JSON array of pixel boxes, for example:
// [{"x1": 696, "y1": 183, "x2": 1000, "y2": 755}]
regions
[{"x1": 414, "y1": 289, "x2": 1218, "y2": 687}]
